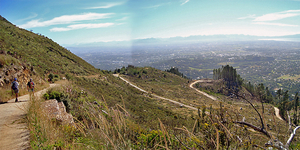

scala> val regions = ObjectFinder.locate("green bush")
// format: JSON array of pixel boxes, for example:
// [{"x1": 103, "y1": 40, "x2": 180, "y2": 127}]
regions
[
  {"x1": 53, "y1": 78, "x2": 59, "y2": 82},
  {"x1": 54, "y1": 74, "x2": 59, "y2": 78},
  {"x1": 43, "y1": 93, "x2": 49, "y2": 100},
  {"x1": 49, "y1": 91, "x2": 62, "y2": 101},
  {"x1": 65, "y1": 73, "x2": 72, "y2": 80},
  {"x1": 48, "y1": 73, "x2": 54, "y2": 80}
]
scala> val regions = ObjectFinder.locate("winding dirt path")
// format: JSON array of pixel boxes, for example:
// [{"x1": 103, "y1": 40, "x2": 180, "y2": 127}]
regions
[
  {"x1": 114, "y1": 75, "x2": 285, "y2": 122},
  {"x1": 113, "y1": 74, "x2": 197, "y2": 110},
  {"x1": 0, "y1": 84, "x2": 58, "y2": 150},
  {"x1": 114, "y1": 75, "x2": 287, "y2": 135},
  {"x1": 189, "y1": 80, "x2": 218, "y2": 101},
  {"x1": 113, "y1": 74, "x2": 149, "y2": 94},
  {"x1": 274, "y1": 107, "x2": 284, "y2": 121},
  {"x1": 189, "y1": 80, "x2": 284, "y2": 121}
]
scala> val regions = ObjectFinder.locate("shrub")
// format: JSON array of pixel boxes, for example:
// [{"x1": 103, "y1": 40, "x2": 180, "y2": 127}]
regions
[
  {"x1": 65, "y1": 73, "x2": 72, "y2": 80},
  {"x1": 54, "y1": 74, "x2": 59, "y2": 78},
  {"x1": 53, "y1": 78, "x2": 59, "y2": 82},
  {"x1": 43, "y1": 93, "x2": 49, "y2": 100},
  {"x1": 49, "y1": 91, "x2": 62, "y2": 101},
  {"x1": 48, "y1": 73, "x2": 54, "y2": 80}
]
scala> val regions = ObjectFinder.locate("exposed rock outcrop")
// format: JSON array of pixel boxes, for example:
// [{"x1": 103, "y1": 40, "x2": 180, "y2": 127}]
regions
[
  {"x1": 42, "y1": 99, "x2": 75, "y2": 126},
  {"x1": 0, "y1": 59, "x2": 44, "y2": 88},
  {"x1": 0, "y1": 62, "x2": 30, "y2": 87}
]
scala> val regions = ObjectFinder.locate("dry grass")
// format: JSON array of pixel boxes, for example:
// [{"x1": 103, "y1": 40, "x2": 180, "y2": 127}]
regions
[
  {"x1": 26, "y1": 97, "x2": 79, "y2": 149},
  {"x1": 25, "y1": 72, "x2": 300, "y2": 149},
  {"x1": 26, "y1": 84, "x2": 134, "y2": 149}
]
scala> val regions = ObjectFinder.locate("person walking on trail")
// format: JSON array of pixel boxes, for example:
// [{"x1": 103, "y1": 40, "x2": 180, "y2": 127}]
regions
[
  {"x1": 11, "y1": 78, "x2": 19, "y2": 102},
  {"x1": 27, "y1": 78, "x2": 35, "y2": 96}
]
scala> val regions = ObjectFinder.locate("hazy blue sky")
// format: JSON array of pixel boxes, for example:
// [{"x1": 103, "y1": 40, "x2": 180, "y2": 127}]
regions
[{"x1": 1, "y1": 0, "x2": 300, "y2": 46}]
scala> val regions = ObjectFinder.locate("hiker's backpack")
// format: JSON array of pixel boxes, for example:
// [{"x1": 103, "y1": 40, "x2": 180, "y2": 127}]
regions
[
  {"x1": 12, "y1": 81, "x2": 18, "y2": 90},
  {"x1": 28, "y1": 81, "x2": 34, "y2": 89}
]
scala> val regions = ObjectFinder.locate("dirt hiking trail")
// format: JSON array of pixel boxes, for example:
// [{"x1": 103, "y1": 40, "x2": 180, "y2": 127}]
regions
[
  {"x1": 0, "y1": 84, "x2": 58, "y2": 150},
  {"x1": 113, "y1": 74, "x2": 198, "y2": 110},
  {"x1": 114, "y1": 75, "x2": 284, "y2": 121},
  {"x1": 189, "y1": 80, "x2": 218, "y2": 101},
  {"x1": 190, "y1": 80, "x2": 284, "y2": 121}
]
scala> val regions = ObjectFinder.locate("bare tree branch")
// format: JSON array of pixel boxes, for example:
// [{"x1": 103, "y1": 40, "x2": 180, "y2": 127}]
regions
[
  {"x1": 236, "y1": 135, "x2": 242, "y2": 143},
  {"x1": 285, "y1": 126, "x2": 300, "y2": 148},
  {"x1": 235, "y1": 93, "x2": 269, "y2": 132},
  {"x1": 233, "y1": 121, "x2": 271, "y2": 138},
  {"x1": 287, "y1": 111, "x2": 293, "y2": 134},
  {"x1": 235, "y1": 92, "x2": 267, "y2": 132}
]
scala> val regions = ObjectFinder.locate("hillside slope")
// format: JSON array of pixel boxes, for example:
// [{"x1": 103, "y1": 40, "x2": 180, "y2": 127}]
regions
[
  {"x1": 0, "y1": 15, "x2": 99, "y2": 76},
  {"x1": 1, "y1": 15, "x2": 299, "y2": 149}
]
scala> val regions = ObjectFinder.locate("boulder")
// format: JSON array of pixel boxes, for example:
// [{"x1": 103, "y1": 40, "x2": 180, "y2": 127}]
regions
[{"x1": 42, "y1": 99, "x2": 75, "y2": 126}]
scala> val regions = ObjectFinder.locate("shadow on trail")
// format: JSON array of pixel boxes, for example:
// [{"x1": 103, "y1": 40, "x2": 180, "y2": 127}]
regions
[
  {"x1": 0, "y1": 98, "x2": 32, "y2": 105},
  {"x1": 5, "y1": 100, "x2": 30, "y2": 104}
]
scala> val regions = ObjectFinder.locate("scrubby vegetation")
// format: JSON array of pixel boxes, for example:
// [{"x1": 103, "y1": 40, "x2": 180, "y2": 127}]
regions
[
  {"x1": 0, "y1": 15, "x2": 99, "y2": 102},
  {"x1": 27, "y1": 78, "x2": 197, "y2": 149},
  {"x1": 0, "y1": 15, "x2": 99, "y2": 76},
  {"x1": 73, "y1": 73, "x2": 195, "y2": 129},
  {"x1": 115, "y1": 66, "x2": 206, "y2": 106},
  {"x1": 27, "y1": 77, "x2": 300, "y2": 149},
  {"x1": 23, "y1": 62, "x2": 300, "y2": 149},
  {"x1": 113, "y1": 65, "x2": 300, "y2": 149},
  {"x1": 166, "y1": 67, "x2": 188, "y2": 79}
]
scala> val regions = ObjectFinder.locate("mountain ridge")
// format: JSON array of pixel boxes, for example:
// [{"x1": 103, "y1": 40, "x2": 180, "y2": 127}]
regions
[
  {"x1": 66, "y1": 33, "x2": 300, "y2": 48},
  {"x1": 0, "y1": 15, "x2": 99, "y2": 76}
]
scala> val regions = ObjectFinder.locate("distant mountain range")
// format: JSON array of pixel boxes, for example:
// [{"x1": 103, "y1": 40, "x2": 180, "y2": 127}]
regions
[
  {"x1": 133, "y1": 34, "x2": 300, "y2": 45},
  {"x1": 70, "y1": 34, "x2": 300, "y2": 50}
]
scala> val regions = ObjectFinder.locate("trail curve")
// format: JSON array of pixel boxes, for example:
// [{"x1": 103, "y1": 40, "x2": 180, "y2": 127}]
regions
[
  {"x1": 189, "y1": 80, "x2": 284, "y2": 121},
  {"x1": 113, "y1": 74, "x2": 197, "y2": 110},
  {"x1": 189, "y1": 80, "x2": 218, "y2": 101}
]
